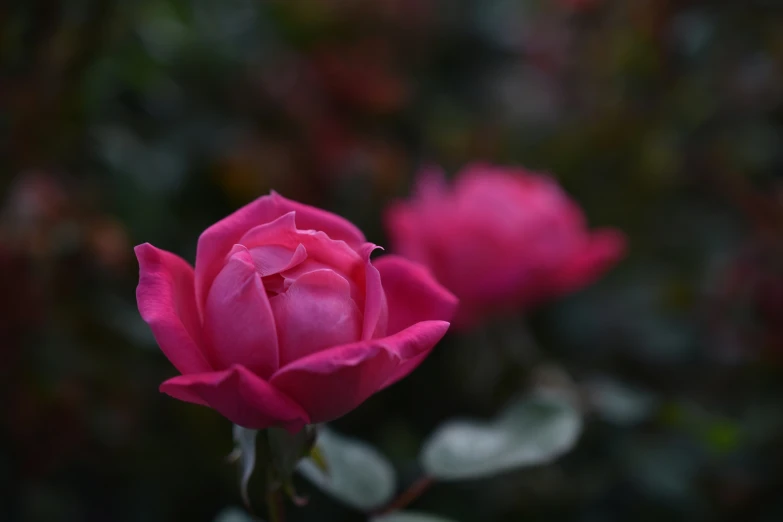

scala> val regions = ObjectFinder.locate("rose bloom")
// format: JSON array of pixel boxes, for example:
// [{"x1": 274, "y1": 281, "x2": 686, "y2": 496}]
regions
[
  {"x1": 384, "y1": 164, "x2": 626, "y2": 329},
  {"x1": 136, "y1": 192, "x2": 456, "y2": 432}
]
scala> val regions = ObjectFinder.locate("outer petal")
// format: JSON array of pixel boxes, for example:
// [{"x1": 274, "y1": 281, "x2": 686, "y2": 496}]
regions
[
  {"x1": 374, "y1": 255, "x2": 458, "y2": 335},
  {"x1": 270, "y1": 320, "x2": 450, "y2": 423},
  {"x1": 195, "y1": 192, "x2": 366, "y2": 317},
  {"x1": 204, "y1": 245, "x2": 279, "y2": 377},
  {"x1": 160, "y1": 364, "x2": 309, "y2": 431},
  {"x1": 270, "y1": 269, "x2": 362, "y2": 366},
  {"x1": 135, "y1": 243, "x2": 211, "y2": 374},
  {"x1": 552, "y1": 229, "x2": 627, "y2": 295},
  {"x1": 359, "y1": 244, "x2": 388, "y2": 340}
]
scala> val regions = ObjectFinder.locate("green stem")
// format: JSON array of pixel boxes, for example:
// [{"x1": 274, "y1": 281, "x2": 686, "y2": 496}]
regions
[{"x1": 266, "y1": 488, "x2": 285, "y2": 522}]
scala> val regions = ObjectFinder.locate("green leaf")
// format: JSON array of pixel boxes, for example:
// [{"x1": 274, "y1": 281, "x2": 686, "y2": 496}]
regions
[
  {"x1": 420, "y1": 394, "x2": 582, "y2": 480},
  {"x1": 232, "y1": 425, "x2": 259, "y2": 508},
  {"x1": 212, "y1": 507, "x2": 256, "y2": 522},
  {"x1": 584, "y1": 376, "x2": 657, "y2": 426},
  {"x1": 297, "y1": 427, "x2": 396, "y2": 511},
  {"x1": 371, "y1": 512, "x2": 457, "y2": 522}
]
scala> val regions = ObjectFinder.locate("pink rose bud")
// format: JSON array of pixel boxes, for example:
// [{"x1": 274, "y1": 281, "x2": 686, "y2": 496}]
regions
[
  {"x1": 136, "y1": 192, "x2": 457, "y2": 432},
  {"x1": 384, "y1": 164, "x2": 626, "y2": 329}
]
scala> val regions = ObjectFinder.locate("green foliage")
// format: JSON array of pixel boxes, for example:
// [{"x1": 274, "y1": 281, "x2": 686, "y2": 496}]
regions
[
  {"x1": 584, "y1": 376, "x2": 658, "y2": 426},
  {"x1": 267, "y1": 425, "x2": 317, "y2": 483},
  {"x1": 371, "y1": 512, "x2": 457, "y2": 522},
  {"x1": 213, "y1": 507, "x2": 256, "y2": 522},
  {"x1": 231, "y1": 426, "x2": 259, "y2": 508},
  {"x1": 297, "y1": 427, "x2": 397, "y2": 511},
  {"x1": 421, "y1": 394, "x2": 582, "y2": 480}
]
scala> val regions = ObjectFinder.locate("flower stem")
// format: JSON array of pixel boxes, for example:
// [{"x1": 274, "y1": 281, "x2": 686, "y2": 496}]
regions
[
  {"x1": 266, "y1": 489, "x2": 285, "y2": 522},
  {"x1": 377, "y1": 475, "x2": 434, "y2": 515}
]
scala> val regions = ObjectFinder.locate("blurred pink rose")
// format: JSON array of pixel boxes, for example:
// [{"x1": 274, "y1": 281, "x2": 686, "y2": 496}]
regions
[
  {"x1": 136, "y1": 192, "x2": 456, "y2": 431},
  {"x1": 384, "y1": 164, "x2": 626, "y2": 328}
]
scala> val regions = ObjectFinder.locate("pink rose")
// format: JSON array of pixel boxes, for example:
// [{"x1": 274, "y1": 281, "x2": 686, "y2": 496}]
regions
[
  {"x1": 136, "y1": 192, "x2": 456, "y2": 432},
  {"x1": 384, "y1": 164, "x2": 626, "y2": 329}
]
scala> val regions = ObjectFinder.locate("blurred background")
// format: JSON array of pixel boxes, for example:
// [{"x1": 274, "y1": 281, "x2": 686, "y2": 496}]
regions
[{"x1": 2, "y1": 0, "x2": 783, "y2": 520}]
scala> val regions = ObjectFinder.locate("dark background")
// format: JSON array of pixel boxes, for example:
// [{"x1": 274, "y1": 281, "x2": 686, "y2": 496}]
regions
[{"x1": 2, "y1": 0, "x2": 783, "y2": 521}]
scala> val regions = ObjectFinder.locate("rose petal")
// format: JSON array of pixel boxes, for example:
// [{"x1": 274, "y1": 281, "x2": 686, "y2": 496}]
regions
[
  {"x1": 135, "y1": 243, "x2": 211, "y2": 374},
  {"x1": 270, "y1": 269, "x2": 362, "y2": 366},
  {"x1": 240, "y1": 211, "x2": 361, "y2": 277},
  {"x1": 237, "y1": 211, "x2": 299, "y2": 248},
  {"x1": 359, "y1": 244, "x2": 388, "y2": 340},
  {"x1": 552, "y1": 228, "x2": 627, "y2": 294},
  {"x1": 195, "y1": 193, "x2": 365, "y2": 318},
  {"x1": 270, "y1": 320, "x2": 450, "y2": 423},
  {"x1": 204, "y1": 245, "x2": 279, "y2": 377},
  {"x1": 160, "y1": 364, "x2": 309, "y2": 431},
  {"x1": 248, "y1": 243, "x2": 308, "y2": 277},
  {"x1": 279, "y1": 257, "x2": 332, "y2": 286},
  {"x1": 374, "y1": 255, "x2": 458, "y2": 335}
]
